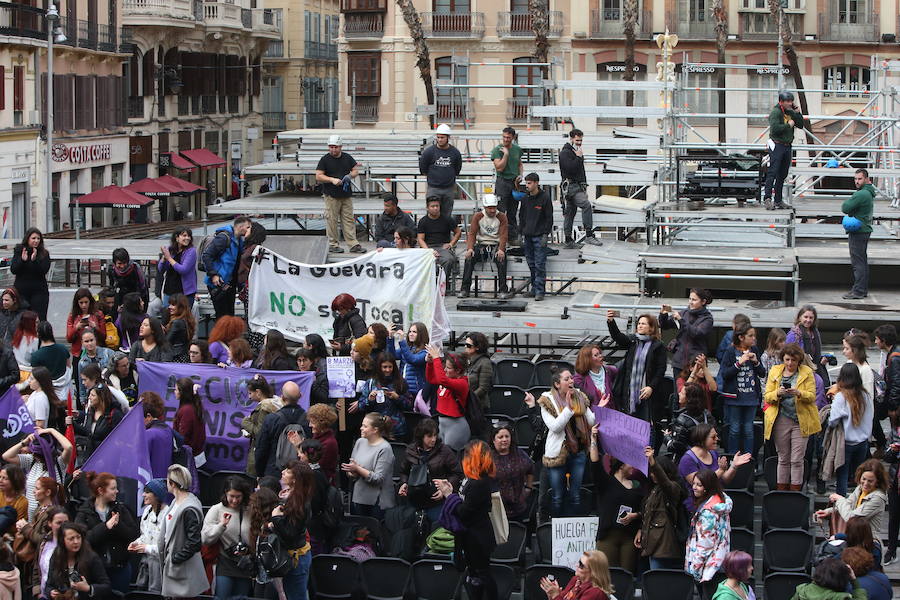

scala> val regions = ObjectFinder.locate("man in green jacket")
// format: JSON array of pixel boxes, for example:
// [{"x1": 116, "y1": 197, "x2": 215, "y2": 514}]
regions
[
  {"x1": 763, "y1": 91, "x2": 805, "y2": 210},
  {"x1": 841, "y1": 168, "x2": 875, "y2": 299}
]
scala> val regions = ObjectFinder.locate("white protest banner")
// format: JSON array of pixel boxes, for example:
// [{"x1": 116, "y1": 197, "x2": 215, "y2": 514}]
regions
[
  {"x1": 249, "y1": 247, "x2": 447, "y2": 342},
  {"x1": 326, "y1": 356, "x2": 356, "y2": 398},
  {"x1": 551, "y1": 517, "x2": 599, "y2": 570}
]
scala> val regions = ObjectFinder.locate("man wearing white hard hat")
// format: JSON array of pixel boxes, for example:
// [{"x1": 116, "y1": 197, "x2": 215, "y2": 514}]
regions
[
  {"x1": 460, "y1": 194, "x2": 509, "y2": 299},
  {"x1": 315, "y1": 135, "x2": 364, "y2": 253},
  {"x1": 419, "y1": 124, "x2": 462, "y2": 219}
]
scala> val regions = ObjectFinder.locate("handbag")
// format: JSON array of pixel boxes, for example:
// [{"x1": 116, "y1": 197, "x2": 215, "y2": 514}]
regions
[
  {"x1": 12, "y1": 531, "x2": 36, "y2": 563},
  {"x1": 489, "y1": 491, "x2": 509, "y2": 545},
  {"x1": 256, "y1": 533, "x2": 293, "y2": 577},
  {"x1": 406, "y1": 462, "x2": 436, "y2": 509}
]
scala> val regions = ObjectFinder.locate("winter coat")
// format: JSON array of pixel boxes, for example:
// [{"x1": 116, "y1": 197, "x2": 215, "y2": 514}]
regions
[
  {"x1": 240, "y1": 396, "x2": 283, "y2": 477},
  {"x1": 660, "y1": 307, "x2": 714, "y2": 371},
  {"x1": 74, "y1": 499, "x2": 141, "y2": 569},
  {"x1": 573, "y1": 365, "x2": 618, "y2": 408},
  {"x1": 106, "y1": 260, "x2": 149, "y2": 307},
  {"x1": 358, "y1": 378, "x2": 412, "y2": 438},
  {"x1": 790, "y1": 581, "x2": 866, "y2": 600},
  {"x1": 73, "y1": 406, "x2": 124, "y2": 458},
  {"x1": 45, "y1": 551, "x2": 110, "y2": 600},
  {"x1": 786, "y1": 325, "x2": 830, "y2": 385},
  {"x1": 607, "y1": 319, "x2": 668, "y2": 416},
  {"x1": 834, "y1": 485, "x2": 888, "y2": 534},
  {"x1": 390, "y1": 339, "x2": 427, "y2": 399},
  {"x1": 639, "y1": 459, "x2": 687, "y2": 559},
  {"x1": 0, "y1": 566, "x2": 20, "y2": 600},
  {"x1": 158, "y1": 494, "x2": 206, "y2": 598},
  {"x1": 10, "y1": 246, "x2": 50, "y2": 296},
  {"x1": 685, "y1": 493, "x2": 732, "y2": 583},
  {"x1": 763, "y1": 364, "x2": 821, "y2": 440},
  {"x1": 0, "y1": 309, "x2": 20, "y2": 345},
  {"x1": 255, "y1": 404, "x2": 311, "y2": 477},
  {"x1": 884, "y1": 344, "x2": 900, "y2": 410},
  {"x1": 157, "y1": 246, "x2": 198, "y2": 297},
  {"x1": 538, "y1": 389, "x2": 595, "y2": 460},
  {"x1": 820, "y1": 404, "x2": 845, "y2": 482},
  {"x1": 399, "y1": 438, "x2": 463, "y2": 502},
  {"x1": 719, "y1": 345, "x2": 766, "y2": 406},
  {"x1": 332, "y1": 308, "x2": 366, "y2": 355},
  {"x1": 0, "y1": 347, "x2": 19, "y2": 397},
  {"x1": 201, "y1": 225, "x2": 243, "y2": 288},
  {"x1": 373, "y1": 210, "x2": 415, "y2": 244},
  {"x1": 466, "y1": 353, "x2": 493, "y2": 409},
  {"x1": 842, "y1": 183, "x2": 875, "y2": 233}
]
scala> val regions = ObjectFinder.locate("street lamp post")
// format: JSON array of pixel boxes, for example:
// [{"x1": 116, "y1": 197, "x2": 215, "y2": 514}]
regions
[{"x1": 44, "y1": 4, "x2": 66, "y2": 234}]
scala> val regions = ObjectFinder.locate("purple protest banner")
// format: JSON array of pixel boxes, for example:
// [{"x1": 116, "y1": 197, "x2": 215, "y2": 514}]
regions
[
  {"x1": 137, "y1": 362, "x2": 314, "y2": 472},
  {"x1": 81, "y1": 401, "x2": 153, "y2": 508},
  {"x1": 592, "y1": 405, "x2": 650, "y2": 476},
  {"x1": 0, "y1": 386, "x2": 35, "y2": 442}
]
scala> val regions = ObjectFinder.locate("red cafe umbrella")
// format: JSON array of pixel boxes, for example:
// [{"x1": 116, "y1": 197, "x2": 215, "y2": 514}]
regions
[
  {"x1": 156, "y1": 174, "x2": 206, "y2": 194},
  {"x1": 69, "y1": 185, "x2": 155, "y2": 209},
  {"x1": 124, "y1": 177, "x2": 182, "y2": 197}
]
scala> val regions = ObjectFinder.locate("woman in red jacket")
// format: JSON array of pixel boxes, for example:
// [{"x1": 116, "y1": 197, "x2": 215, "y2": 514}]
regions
[
  {"x1": 173, "y1": 377, "x2": 207, "y2": 468},
  {"x1": 540, "y1": 550, "x2": 615, "y2": 600},
  {"x1": 425, "y1": 345, "x2": 469, "y2": 452}
]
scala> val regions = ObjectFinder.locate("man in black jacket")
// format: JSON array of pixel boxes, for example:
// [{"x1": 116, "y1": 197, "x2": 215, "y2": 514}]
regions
[
  {"x1": 255, "y1": 381, "x2": 311, "y2": 477},
  {"x1": 876, "y1": 324, "x2": 900, "y2": 413},
  {"x1": 559, "y1": 128, "x2": 601, "y2": 249},
  {"x1": 518, "y1": 173, "x2": 553, "y2": 301},
  {"x1": 374, "y1": 194, "x2": 415, "y2": 247}
]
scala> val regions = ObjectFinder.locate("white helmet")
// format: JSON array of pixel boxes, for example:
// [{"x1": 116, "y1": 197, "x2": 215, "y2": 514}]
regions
[
  {"x1": 435, "y1": 124, "x2": 452, "y2": 135},
  {"x1": 482, "y1": 194, "x2": 498, "y2": 207},
  {"x1": 327, "y1": 134, "x2": 342, "y2": 146}
]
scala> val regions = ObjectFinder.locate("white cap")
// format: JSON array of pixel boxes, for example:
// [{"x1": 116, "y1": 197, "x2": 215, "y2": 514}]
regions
[
  {"x1": 482, "y1": 194, "x2": 498, "y2": 207},
  {"x1": 327, "y1": 134, "x2": 342, "y2": 146},
  {"x1": 435, "y1": 123, "x2": 452, "y2": 135}
]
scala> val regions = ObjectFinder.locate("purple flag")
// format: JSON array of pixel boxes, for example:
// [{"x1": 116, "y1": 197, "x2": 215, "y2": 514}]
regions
[
  {"x1": 136, "y1": 361, "x2": 314, "y2": 472},
  {"x1": 0, "y1": 387, "x2": 35, "y2": 441},
  {"x1": 81, "y1": 400, "x2": 153, "y2": 507}
]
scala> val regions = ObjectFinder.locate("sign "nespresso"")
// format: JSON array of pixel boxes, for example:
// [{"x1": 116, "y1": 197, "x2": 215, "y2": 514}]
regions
[{"x1": 51, "y1": 142, "x2": 112, "y2": 164}]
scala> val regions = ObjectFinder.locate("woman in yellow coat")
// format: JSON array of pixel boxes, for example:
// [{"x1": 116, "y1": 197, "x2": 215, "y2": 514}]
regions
[{"x1": 764, "y1": 343, "x2": 821, "y2": 490}]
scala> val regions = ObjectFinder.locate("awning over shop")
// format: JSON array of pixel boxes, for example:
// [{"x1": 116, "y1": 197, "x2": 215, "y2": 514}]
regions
[
  {"x1": 180, "y1": 148, "x2": 226, "y2": 168},
  {"x1": 69, "y1": 185, "x2": 155, "y2": 209},
  {"x1": 156, "y1": 175, "x2": 206, "y2": 194},
  {"x1": 165, "y1": 152, "x2": 197, "y2": 172}
]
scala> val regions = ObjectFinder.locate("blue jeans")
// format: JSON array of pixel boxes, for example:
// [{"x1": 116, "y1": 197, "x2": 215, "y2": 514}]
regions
[
  {"x1": 836, "y1": 440, "x2": 869, "y2": 496},
  {"x1": 282, "y1": 550, "x2": 312, "y2": 600},
  {"x1": 522, "y1": 235, "x2": 547, "y2": 296},
  {"x1": 547, "y1": 450, "x2": 587, "y2": 517},
  {"x1": 726, "y1": 404, "x2": 756, "y2": 454},
  {"x1": 215, "y1": 575, "x2": 252, "y2": 600}
]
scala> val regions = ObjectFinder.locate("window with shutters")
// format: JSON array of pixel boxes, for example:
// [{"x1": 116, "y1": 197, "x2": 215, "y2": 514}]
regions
[
  {"x1": 178, "y1": 130, "x2": 192, "y2": 150},
  {"x1": 75, "y1": 76, "x2": 95, "y2": 130},
  {"x1": 747, "y1": 71, "x2": 778, "y2": 124},
  {"x1": 347, "y1": 52, "x2": 380, "y2": 96},
  {"x1": 0, "y1": 66, "x2": 5, "y2": 111},
  {"x1": 508, "y1": 57, "x2": 540, "y2": 121},
  {"x1": 435, "y1": 56, "x2": 469, "y2": 120},
  {"x1": 13, "y1": 66, "x2": 24, "y2": 115}
]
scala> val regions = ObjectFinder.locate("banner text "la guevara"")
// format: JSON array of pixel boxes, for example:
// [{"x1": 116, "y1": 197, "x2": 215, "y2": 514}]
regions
[{"x1": 257, "y1": 248, "x2": 406, "y2": 280}]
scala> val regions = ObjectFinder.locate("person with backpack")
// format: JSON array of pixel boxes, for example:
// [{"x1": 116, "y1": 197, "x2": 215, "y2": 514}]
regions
[
  {"x1": 635, "y1": 446, "x2": 687, "y2": 570},
  {"x1": 268, "y1": 461, "x2": 315, "y2": 600},
  {"x1": 141, "y1": 392, "x2": 176, "y2": 479},
  {"x1": 241, "y1": 378, "x2": 283, "y2": 478},
  {"x1": 255, "y1": 381, "x2": 311, "y2": 478},
  {"x1": 425, "y1": 347, "x2": 470, "y2": 452},
  {"x1": 201, "y1": 477, "x2": 254, "y2": 600},
  {"x1": 298, "y1": 439, "x2": 341, "y2": 555},
  {"x1": 342, "y1": 413, "x2": 396, "y2": 519},
  {"x1": 201, "y1": 216, "x2": 252, "y2": 319}
]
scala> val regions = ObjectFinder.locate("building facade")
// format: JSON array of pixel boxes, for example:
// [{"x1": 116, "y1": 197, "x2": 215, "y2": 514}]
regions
[
  {"x1": 335, "y1": 0, "x2": 900, "y2": 138},
  {"x1": 261, "y1": 0, "x2": 340, "y2": 151},
  {"x1": 121, "y1": 0, "x2": 280, "y2": 220}
]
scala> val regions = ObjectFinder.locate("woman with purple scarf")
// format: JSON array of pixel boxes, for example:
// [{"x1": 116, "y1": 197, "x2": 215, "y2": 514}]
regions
[
  {"x1": 606, "y1": 311, "x2": 667, "y2": 424},
  {"x1": 1, "y1": 428, "x2": 71, "y2": 518}
]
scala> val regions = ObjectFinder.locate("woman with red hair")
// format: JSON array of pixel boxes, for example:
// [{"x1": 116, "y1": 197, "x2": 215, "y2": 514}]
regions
[
  {"x1": 11, "y1": 310, "x2": 39, "y2": 379},
  {"x1": 435, "y1": 439, "x2": 499, "y2": 600},
  {"x1": 207, "y1": 315, "x2": 246, "y2": 365},
  {"x1": 329, "y1": 293, "x2": 366, "y2": 355}
]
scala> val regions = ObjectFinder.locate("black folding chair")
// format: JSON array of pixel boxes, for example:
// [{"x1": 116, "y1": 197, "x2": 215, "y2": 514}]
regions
[
  {"x1": 310, "y1": 554, "x2": 362, "y2": 599},
  {"x1": 641, "y1": 569, "x2": 695, "y2": 600},
  {"x1": 411, "y1": 559, "x2": 463, "y2": 600},
  {"x1": 494, "y1": 358, "x2": 535, "y2": 389},
  {"x1": 765, "y1": 572, "x2": 811, "y2": 600},
  {"x1": 361, "y1": 557, "x2": 411, "y2": 600},
  {"x1": 763, "y1": 529, "x2": 813, "y2": 573},
  {"x1": 523, "y1": 565, "x2": 575, "y2": 600}
]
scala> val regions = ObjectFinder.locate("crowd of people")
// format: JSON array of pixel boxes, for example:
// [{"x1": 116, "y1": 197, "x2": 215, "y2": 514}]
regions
[{"x1": 0, "y1": 207, "x2": 894, "y2": 600}]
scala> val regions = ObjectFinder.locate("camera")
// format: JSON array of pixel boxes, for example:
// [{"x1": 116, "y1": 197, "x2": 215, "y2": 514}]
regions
[
  {"x1": 227, "y1": 542, "x2": 250, "y2": 557},
  {"x1": 68, "y1": 568, "x2": 82, "y2": 583},
  {"x1": 824, "y1": 353, "x2": 838, "y2": 366}
]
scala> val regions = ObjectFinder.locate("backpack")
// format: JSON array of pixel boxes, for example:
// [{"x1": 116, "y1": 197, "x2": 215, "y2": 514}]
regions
[
  {"x1": 383, "y1": 505, "x2": 427, "y2": 563},
  {"x1": 256, "y1": 533, "x2": 293, "y2": 577},
  {"x1": 454, "y1": 390, "x2": 488, "y2": 440},
  {"x1": 317, "y1": 484, "x2": 344, "y2": 531},
  {"x1": 273, "y1": 412, "x2": 307, "y2": 472},
  {"x1": 665, "y1": 496, "x2": 691, "y2": 546},
  {"x1": 425, "y1": 527, "x2": 455, "y2": 554},
  {"x1": 813, "y1": 538, "x2": 846, "y2": 566},
  {"x1": 197, "y1": 231, "x2": 229, "y2": 272}
]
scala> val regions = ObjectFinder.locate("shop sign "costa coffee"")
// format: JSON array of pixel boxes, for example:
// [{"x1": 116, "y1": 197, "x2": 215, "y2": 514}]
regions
[{"x1": 51, "y1": 142, "x2": 112, "y2": 164}]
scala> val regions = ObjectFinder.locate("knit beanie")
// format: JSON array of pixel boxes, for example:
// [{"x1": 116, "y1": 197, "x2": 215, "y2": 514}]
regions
[
  {"x1": 352, "y1": 334, "x2": 376, "y2": 361},
  {"x1": 144, "y1": 478, "x2": 168, "y2": 502}
]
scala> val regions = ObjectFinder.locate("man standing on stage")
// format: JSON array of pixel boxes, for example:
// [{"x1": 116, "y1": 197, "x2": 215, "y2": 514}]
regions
[
  {"x1": 841, "y1": 168, "x2": 875, "y2": 299},
  {"x1": 518, "y1": 173, "x2": 553, "y2": 302},
  {"x1": 559, "y1": 128, "x2": 601, "y2": 248},
  {"x1": 491, "y1": 126, "x2": 524, "y2": 243},
  {"x1": 763, "y1": 91, "x2": 806, "y2": 210},
  {"x1": 315, "y1": 134, "x2": 364, "y2": 254},
  {"x1": 419, "y1": 124, "x2": 462, "y2": 219}
]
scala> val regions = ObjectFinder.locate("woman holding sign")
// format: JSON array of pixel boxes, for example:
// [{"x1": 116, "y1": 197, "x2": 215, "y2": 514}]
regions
[{"x1": 538, "y1": 368, "x2": 595, "y2": 518}]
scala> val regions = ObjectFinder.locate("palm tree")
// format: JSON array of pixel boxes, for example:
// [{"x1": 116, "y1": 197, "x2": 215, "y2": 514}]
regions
[
  {"x1": 768, "y1": 0, "x2": 813, "y2": 143},
  {"x1": 530, "y1": 0, "x2": 551, "y2": 125},
  {"x1": 397, "y1": 0, "x2": 436, "y2": 127},
  {"x1": 712, "y1": 0, "x2": 727, "y2": 142},
  {"x1": 623, "y1": 0, "x2": 639, "y2": 126}
]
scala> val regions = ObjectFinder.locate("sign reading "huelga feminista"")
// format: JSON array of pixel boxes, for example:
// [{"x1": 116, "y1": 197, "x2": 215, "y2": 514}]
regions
[{"x1": 248, "y1": 246, "x2": 442, "y2": 343}]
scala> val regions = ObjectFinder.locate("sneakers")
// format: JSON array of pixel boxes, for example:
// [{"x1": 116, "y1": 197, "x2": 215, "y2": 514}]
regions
[
  {"x1": 764, "y1": 197, "x2": 774, "y2": 210},
  {"x1": 584, "y1": 236, "x2": 603, "y2": 246},
  {"x1": 348, "y1": 244, "x2": 365, "y2": 254},
  {"x1": 842, "y1": 291, "x2": 867, "y2": 300},
  {"x1": 884, "y1": 550, "x2": 898, "y2": 566},
  {"x1": 458, "y1": 290, "x2": 470, "y2": 299},
  {"x1": 816, "y1": 479, "x2": 826, "y2": 495},
  {"x1": 534, "y1": 294, "x2": 545, "y2": 302},
  {"x1": 523, "y1": 290, "x2": 535, "y2": 298},
  {"x1": 773, "y1": 202, "x2": 787, "y2": 210},
  {"x1": 564, "y1": 240, "x2": 577, "y2": 250},
  {"x1": 329, "y1": 245, "x2": 345, "y2": 253},
  {"x1": 498, "y1": 291, "x2": 512, "y2": 300}
]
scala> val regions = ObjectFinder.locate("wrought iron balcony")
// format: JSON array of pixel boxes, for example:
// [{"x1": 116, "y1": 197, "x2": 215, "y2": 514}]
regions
[
  {"x1": 353, "y1": 97, "x2": 379, "y2": 122},
  {"x1": 263, "y1": 111, "x2": 286, "y2": 130},
  {"x1": 590, "y1": 7, "x2": 651, "y2": 38},
  {"x1": 506, "y1": 96, "x2": 543, "y2": 122},
  {"x1": 344, "y1": 12, "x2": 384, "y2": 38},
  {"x1": 818, "y1": 5, "x2": 878, "y2": 41},
  {"x1": 497, "y1": 11, "x2": 562, "y2": 38},
  {"x1": 421, "y1": 11, "x2": 485, "y2": 38}
]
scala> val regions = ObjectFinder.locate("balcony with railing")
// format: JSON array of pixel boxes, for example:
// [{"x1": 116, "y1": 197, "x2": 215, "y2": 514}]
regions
[
  {"x1": 590, "y1": 6, "x2": 651, "y2": 38},
  {"x1": 353, "y1": 97, "x2": 379, "y2": 122},
  {"x1": 506, "y1": 96, "x2": 542, "y2": 122},
  {"x1": 305, "y1": 40, "x2": 337, "y2": 60},
  {"x1": 344, "y1": 12, "x2": 384, "y2": 38},
  {"x1": 676, "y1": 15, "x2": 716, "y2": 38},
  {"x1": 264, "y1": 39, "x2": 286, "y2": 58},
  {"x1": 77, "y1": 20, "x2": 98, "y2": 49},
  {"x1": 263, "y1": 111, "x2": 286, "y2": 130},
  {"x1": 252, "y1": 8, "x2": 281, "y2": 36},
  {"x1": 818, "y1": 2, "x2": 878, "y2": 41},
  {"x1": 97, "y1": 23, "x2": 117, "y2": 51},
  {"x1": 497, "y1": 11, "x2": 563, "y2": 37},
  {"x1": 306, "y1": 111, "x2": 333, "y2": 128},
  {"x1": 122, "y1": 0, "x2": 197, "y2": 26},
  {"x1": 203, "y1": 1, "x2": 243, "y2": 29},
  {"x1": 127, "y1": 97, "x2": 145, "y2": 119},
  {"x1": 739, "y1": 12, "x2": 803, "y2": 39},
  {"x1": 0, "y1": 2, "x2": 46, "y2": 41},
  {"x1": 436, "y1": 97, "x2": 476, "y2": 123},
  {"x1": 421, "y1": 12, "x2": 485, "y2": 38}
]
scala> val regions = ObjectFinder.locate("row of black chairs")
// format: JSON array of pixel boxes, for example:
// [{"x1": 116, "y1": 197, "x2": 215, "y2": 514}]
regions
[{"x1": 492, "y1": 359, "x2": 574, "y2": 391}]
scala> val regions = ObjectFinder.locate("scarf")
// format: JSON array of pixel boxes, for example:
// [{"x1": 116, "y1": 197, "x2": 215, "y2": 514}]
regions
[
  {"x1": 629, "y1": 334, "x2": 653, "y2": 414},
  {"x1": 29, "y1": 435, "x2": 60, "y2": 482}
]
